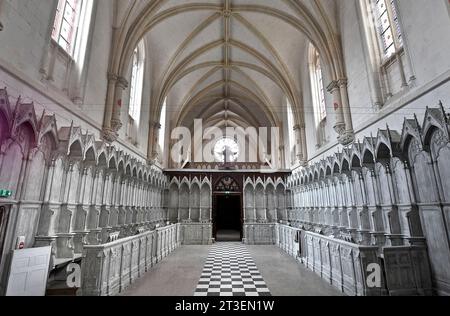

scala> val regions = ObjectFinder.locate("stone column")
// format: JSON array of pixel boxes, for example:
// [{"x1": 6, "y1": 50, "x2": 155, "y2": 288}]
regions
[
  {"x1": 327, "y1": 80, "x2": 354, "y2": 146},
  {"x1": 148, "y1": 122, "x2": 162, "y2": 161},
  {"x1": 338, "y1": 177, "x2": 348, "y2": 230},
  {"x1": 253, "y1": 190, "x2": 257, "y2": 223},
  {"x1": 355, "y1": 170, "x2": 371, "y2": 244},
  {"x1": 263, "y1": 191, "x2": 268, "y2": 222},
  {"x1": 63, "y1": 162, "x2": 75, "y2": 204},
  {"x1": 327, "y1": 81, "x2": 345, "y2": 138},
  {"x1": 102, "y1": 75, "x2": 128, "y2": 142},
  {"x1": 323, "y1": 180, "x2": 331, "y2": 227},
  {"x1": 400, "y1": 161, "x2": 424, "y2": 245},
  {"x1": 346, "y1": 175, "x2": 359, "y2": 238},
  {"x1": 298, "y1": 125, "x2": 308, "y2": 164},
  {"x1": 43, "y1": 159, "x2": 56, "y2": 203},
  {"x1": 293, "y1": 125, "x2": 301, "y2": 163},
  {"x1": 188, "y1": 186, "x2": 192, "y2": 222},
  {"x1": 209, "y1": 191, "x2": 213, "y2": 223},
  {"x1": 368, "y1": 168, "x2": 386, "y2": 246},
  {"x1": 278, "y1": 145, "x2": 285, "y2": 170},
  {"x1": 338, "y1": 79, "x2": 355, "y2": 144},
  {"x1": 80, "y1": 167, "x2": 89, "y2": 204}
]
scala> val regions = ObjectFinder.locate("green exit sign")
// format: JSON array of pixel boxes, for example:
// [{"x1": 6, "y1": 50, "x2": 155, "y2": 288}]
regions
[{"x1": 0, "y1": 190, "x2": 12, "y2": 198}]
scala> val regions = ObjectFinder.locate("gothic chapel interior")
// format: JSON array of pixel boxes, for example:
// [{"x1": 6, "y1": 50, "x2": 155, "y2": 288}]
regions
[{"x1": 0, "y1": 0, "x2": 450, "y2": 297}]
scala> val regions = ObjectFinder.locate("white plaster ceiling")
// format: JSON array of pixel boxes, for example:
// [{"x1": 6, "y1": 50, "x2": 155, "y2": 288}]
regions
[{"x1": 121, "y1": 0, "x2": 332, "y2": 130}]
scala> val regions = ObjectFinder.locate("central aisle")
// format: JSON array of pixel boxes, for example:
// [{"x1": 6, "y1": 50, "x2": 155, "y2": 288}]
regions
[
  {"x1": 194, "y1": 243, "x2": 271, "y2": 296},
  {"x1": 121, "y1": 243, "x2": 342, "y2": 296}
]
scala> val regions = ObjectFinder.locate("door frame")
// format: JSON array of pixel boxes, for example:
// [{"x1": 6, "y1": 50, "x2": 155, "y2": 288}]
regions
[{"x1": 212, "y1": 192, "x2": 243, "y2": 241}]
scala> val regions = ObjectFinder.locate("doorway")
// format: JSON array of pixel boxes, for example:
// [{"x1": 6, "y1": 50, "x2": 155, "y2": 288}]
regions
[{"x1": 213, "y1": 194, "x2": 242, "y2": 242}]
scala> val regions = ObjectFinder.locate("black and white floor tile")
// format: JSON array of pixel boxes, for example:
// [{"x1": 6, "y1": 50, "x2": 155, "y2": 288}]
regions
[{"x1": 194, "y1": 243, "x2": 272, "y2": 297}]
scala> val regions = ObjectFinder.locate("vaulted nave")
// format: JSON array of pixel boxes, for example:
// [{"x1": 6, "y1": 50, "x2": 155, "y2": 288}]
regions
[{"x1": 0, "y1": 0, "x2": 450, "y2": 297}]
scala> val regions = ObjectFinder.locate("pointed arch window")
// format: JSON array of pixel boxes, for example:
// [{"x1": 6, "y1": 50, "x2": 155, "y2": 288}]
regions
[
  {"x1": 158, "y1": 98, "x2": 167, "y2": 153},
  {"x1": 129, "y1": 43, "x2": 145, "y2": 122},
  {"x1": 286, "y1": 99, "x2": 296, "y2": 164},
  {"x1": 309, "y1": 46, "x2": 328, "y2": 148},
  {"x1": 310, "y1": 48, "x2": 327, "y2": 123},
  {"x1": 372, "y1": 0, "x2": 403, "y2": 59},
  {"x1": 52, "y1": 0, "x2": 93, "y2": 58}
]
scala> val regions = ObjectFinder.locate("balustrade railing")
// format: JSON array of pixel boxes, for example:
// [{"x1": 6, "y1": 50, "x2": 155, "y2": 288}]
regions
[{"x1": 80, "y1": 224, "x2": 180, "y2": 296}]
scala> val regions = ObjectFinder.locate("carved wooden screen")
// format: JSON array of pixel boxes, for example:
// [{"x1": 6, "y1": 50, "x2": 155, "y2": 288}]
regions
[{"x1": 215, "y1": 176, "x2": 240, "y2": 192}]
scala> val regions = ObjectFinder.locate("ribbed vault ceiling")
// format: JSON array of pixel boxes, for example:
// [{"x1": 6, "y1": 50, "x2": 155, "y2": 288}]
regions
[{"x1": 115, "y1": 0, "x2": 339, "y2": 131}]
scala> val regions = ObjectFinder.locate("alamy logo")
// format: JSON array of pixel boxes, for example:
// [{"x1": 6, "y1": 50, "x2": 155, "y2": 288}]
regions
[
  {"x1": 366, "y1": 263, "x2": 381, "y2": 288},
  {"x1": 170, "y1": 120, "x2": 283, "y2": 170},
  {"x1": 66, "y1": 263, "x2": 81, "y2": 288}
]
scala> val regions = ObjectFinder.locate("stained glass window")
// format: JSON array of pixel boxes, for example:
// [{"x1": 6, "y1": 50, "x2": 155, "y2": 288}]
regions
[
  {"x1": 287, "y1": 100, "x2": 296, "y2": 162},
  {"x1": 129, "y1": 48, "x2": 140, "y2": 119},
  {"x1": 373, "y1": 0, "x2": 403, "y2": 58},
  {"x1": 129, "y1": 43, "x2": 145, "y2": 122},
  {"x1": 52, "y1": 0, "x2": 83, "y2": 55},
  {"x1": 310, "y1": 48, "x2": 327, "y2": 123},
  {"x1": 159, "y1": 98, "x2": 167, "y2": 152}
]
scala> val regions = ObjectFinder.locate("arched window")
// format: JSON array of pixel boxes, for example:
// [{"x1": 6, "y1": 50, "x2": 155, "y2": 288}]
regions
[
  {"x1": 214, "y1": 138, "x2": 240, "y2": 163},
  {"x1": 129, "y1": 42, "x2": 145, "y2": 122},
  {"x1": 309, "y1": 45, "x2": 328, "y2": 148},
  {"x1": 286, "y1": 99, "x2": 296, "y2": 165},
  {"x1": 360, "y1": 0, "x2": 409, "y2": 106},
  {"x1": 158, "y1": 98, "x2": 167, "y2": 153},
  {"x1": 52, "y1": 0, "x2": 93, "y2": 58},
  {"x1": 309, "y1": 47, "x2": 327, "y2": 123},
  {"x1": 372, "y1": 0, "x2": 403, "y2": 59}
]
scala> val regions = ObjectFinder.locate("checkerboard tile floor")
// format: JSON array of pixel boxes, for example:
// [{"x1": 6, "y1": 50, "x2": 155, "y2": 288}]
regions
[{"x1": 194, "y1": 243, "x2": 272, "y2": 297}]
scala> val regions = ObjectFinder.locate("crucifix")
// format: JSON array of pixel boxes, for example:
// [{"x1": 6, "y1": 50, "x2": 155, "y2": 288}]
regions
[{"x1": 222, "y1": 145, "x2": 236, "y2": 164}]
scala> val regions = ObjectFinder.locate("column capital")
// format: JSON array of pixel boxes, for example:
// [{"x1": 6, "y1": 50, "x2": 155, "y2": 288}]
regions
[
  {"x1": 293, "y1": 124, "x2": 305, "y2": 131},
  {"x1": 101, "y1": 127, "x2": 118, "y2": 143},
  {"x1": 107, "y1": 72, "x2": 118, "y2": 82},
  {"x1": 337, "y1": 78, "x2": 348, "y2": 87},
  {"x1": 152, "y1": 121, "x2": 162, "y2": 129},
  {"x1": 326, "y1": 80, "x2": 340, "y2": 93},
  {"x1": 116, "y1": 76, "x2": 128, "y2": 89}
]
